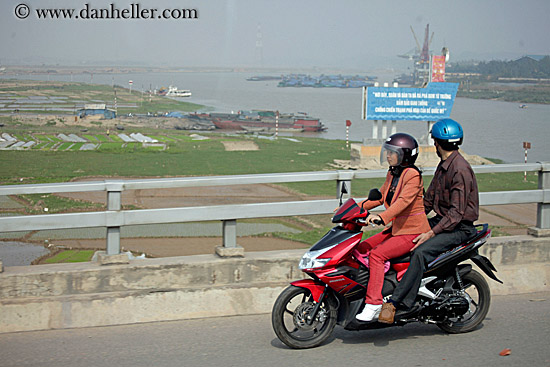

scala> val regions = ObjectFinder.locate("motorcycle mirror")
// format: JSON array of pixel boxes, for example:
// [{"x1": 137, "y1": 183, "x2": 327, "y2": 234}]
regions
[
  {"x1": 368, "y1": 188, "x2": 382, "y2": 201},
  {"x1": 339, "y1": 182, "x2": 348, "y2": 206},
  {"x1": 340, "y1": 183, "x2": 348, "y2": 195}
]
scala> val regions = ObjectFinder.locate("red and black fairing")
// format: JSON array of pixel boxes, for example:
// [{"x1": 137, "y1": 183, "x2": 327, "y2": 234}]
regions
[
  {"x1": 294, "y1": 198, "x2": 412, "y2": 302},
  {"x1": 332, "y1": 198, "x2": 365, "y2": 231},
  {"x1": 295, "y1": 226, "x2": 365, "y2": 301}
]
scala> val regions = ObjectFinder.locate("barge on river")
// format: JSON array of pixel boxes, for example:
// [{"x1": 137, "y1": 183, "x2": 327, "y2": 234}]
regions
[{"x1": 188, "y1": 110, "x2": 326, "y2": 132}]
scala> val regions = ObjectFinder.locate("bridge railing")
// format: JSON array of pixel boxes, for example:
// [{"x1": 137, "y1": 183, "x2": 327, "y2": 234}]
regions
[{"x1": 0, "y1": 162, "x2": 548, "y2": 259}]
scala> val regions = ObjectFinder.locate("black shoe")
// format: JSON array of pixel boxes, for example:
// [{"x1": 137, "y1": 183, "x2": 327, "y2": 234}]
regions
[{"x1": 394, "y1": 304, "x2": 420, "y2": 319}]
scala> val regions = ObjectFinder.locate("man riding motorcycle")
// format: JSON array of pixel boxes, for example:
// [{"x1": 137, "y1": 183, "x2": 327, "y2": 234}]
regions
[
  {"x1": 379, "y1": 118, "x2": 480, "y2": 324},
  {"x1": 271, "y1": 118, "x2": 500, "y2": 349}
]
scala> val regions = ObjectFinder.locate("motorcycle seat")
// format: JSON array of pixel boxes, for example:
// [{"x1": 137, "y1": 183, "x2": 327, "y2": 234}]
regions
[
  {"x1": 389, "y1": 224, "x2": 490, "y2": 266},
  {"x1": 390, "y1": 253, "x2": 411, "y2": 264},
  {"x1": 428, "y1": 224, "x2": 490, "y2": 269}
]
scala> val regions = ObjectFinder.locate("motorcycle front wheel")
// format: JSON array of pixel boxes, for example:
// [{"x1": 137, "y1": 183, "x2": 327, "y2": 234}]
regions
[
  {"x1": 437, "y1": 269, "x2": 491, "y2": 333},
  {"x1": 271, "y1": 285, "x2": 337, "y2": 349}
]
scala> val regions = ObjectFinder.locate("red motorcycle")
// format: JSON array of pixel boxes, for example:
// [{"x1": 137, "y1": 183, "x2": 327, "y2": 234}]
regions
[{"x1": 271, "y1": 188, "x2": 502, "y2": 349}]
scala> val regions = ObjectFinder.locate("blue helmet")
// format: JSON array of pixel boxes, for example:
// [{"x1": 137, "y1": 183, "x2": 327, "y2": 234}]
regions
[{"x1": 431, "y1": 118, "x2": 463, "y2": 149}]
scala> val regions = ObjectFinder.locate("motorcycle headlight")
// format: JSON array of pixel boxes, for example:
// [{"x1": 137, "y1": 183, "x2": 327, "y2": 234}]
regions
[{"x1": 298, "y1": 245, "x2": 336, "y2": 270}]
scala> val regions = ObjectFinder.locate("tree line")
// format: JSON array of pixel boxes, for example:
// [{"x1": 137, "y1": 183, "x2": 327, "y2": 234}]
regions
[{"x1": 448, "y1": 56, "x2": 550, "y2": 79}]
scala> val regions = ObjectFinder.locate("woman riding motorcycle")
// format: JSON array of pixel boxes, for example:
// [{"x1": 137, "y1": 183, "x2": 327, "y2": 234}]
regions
[{"x1": 355, "y1": 133, "x2": 430, "y2": 322}]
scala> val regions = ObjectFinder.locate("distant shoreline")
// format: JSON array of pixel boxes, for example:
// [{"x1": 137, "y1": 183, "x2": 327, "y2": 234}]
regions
[{"x1": 3, "y1": 65, "x2": 548, "y2": 105}]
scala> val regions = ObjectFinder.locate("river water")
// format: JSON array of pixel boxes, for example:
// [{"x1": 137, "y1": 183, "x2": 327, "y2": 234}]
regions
[
  {"x1": 0, "y1": 241, "x2": 49, "y2": 266},
  {"x1": 3, "y1": 71, "x2": 549, "y2": 163}
]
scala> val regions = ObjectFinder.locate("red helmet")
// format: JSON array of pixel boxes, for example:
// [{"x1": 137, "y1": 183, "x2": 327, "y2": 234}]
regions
[{"x1": 380, "y1": 133, "x2": 419, "y2": 167}]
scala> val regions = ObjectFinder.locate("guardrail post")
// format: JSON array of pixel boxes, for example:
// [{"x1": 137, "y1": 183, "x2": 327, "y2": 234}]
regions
[
  {"x1": 223, "y1": 220, "x2": 237, "y2": 248},
  {"x1": 106, "y1": 181, "x2": 123, "y2": 255},
  {"x1": 215, "y1": 220, "x2": 244, "y2": 257},
  {"x1": 529, "y1": 163, "x2": 550, "y2": 237}
]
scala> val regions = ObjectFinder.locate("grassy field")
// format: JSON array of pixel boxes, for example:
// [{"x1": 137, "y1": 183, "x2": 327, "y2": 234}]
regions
[
  {"x1": 0, "y1": 127, "x2": 538, "y2": 190},
  {"x1": 0, "y1": 79, "x2": 204, "y2": 115},
  {"x1": 455, "y1": 82, "x2": 550, "y2": 104},
  {"x1": 41, "y1": 250, "x2": 95, "y2": 264},
  {"x1": 0, "y1": 132, "x2": 537, "y2": 192},
  {"x1": 0, "y1": 133, "x2": 353, "y2": 184}
]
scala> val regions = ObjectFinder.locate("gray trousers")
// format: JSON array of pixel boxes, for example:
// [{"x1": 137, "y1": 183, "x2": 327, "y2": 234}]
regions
[{"x1": 390, "y1": 216, "x2": 477, "y2": 309}]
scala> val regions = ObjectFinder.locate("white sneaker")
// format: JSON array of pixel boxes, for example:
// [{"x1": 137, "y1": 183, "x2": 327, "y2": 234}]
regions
[{"x1": 356, "y1": 304, "x2": 382, "y2": 322}]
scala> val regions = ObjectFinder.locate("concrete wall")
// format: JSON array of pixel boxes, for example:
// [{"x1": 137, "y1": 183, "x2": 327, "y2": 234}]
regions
[{"x1": 0, "y1": 235, "x2": 548, "y2": 334}]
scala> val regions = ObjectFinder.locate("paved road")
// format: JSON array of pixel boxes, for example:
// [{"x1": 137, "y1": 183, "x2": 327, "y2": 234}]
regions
[{"x1": 1, "y1": 292, "x2": 549, "y2": 367}]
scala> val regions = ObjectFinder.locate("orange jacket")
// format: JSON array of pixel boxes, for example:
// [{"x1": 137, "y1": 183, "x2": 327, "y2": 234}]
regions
[{"x1": 360, "y1": 168, "x2": 430, "y2": 236}]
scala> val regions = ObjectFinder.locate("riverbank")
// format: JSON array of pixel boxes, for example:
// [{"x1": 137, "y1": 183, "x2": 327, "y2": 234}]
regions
[
  {"x1": 0, "y1": 78, "x2": 205, "y2": 116},
  {"x1": 4, "y1": 65, "x2": 549, "y2": 106},
  {"x1": 456, "y1": 82, "x2": 550, "y2": 104}
]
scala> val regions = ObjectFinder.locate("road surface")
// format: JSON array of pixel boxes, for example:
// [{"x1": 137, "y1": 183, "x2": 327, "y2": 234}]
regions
[{"x1": 0, "y1": 292, "x2": 549, "y2": 367}]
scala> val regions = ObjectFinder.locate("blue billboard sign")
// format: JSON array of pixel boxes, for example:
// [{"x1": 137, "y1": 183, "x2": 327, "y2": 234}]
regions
[{"x1": 362, "y1": 82, "x2": 459, "y2": 121}]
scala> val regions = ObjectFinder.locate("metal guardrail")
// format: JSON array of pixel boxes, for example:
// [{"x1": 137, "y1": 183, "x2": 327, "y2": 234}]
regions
[{"x1": 0, "y1": 162, "x2": 549, "y2": 257}]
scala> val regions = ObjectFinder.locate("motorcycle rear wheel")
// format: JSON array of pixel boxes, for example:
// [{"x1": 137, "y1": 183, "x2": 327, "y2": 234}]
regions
[
  {"x1": 437, "y1": 269, "x2": 491, "y2": 333},
  {"x1": 272, "y1": 285, "x2": 337, "y2": 349}
]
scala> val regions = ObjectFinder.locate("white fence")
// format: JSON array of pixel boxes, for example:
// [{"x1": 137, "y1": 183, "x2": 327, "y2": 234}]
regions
[{"x1": 0, "y1": 162, "x2": 549, "y2": 257}]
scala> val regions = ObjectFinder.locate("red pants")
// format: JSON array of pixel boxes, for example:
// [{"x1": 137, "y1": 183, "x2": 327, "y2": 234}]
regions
[{"x1": 357, "y1": 231, "x2": 418, "y2": 305}]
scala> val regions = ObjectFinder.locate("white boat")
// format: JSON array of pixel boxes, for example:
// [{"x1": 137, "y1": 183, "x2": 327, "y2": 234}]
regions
[{"x1": 165, "y1": 86, "x2": 192, "y2": 97}]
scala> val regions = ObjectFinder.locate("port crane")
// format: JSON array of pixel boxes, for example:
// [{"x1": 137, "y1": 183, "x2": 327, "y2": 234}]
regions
[
  {"x1": 397, "y1": 24, "x2": 435, "y2": 85},
  {"x1": 398, "y1": 24, "x2": 434, "y2": 64}
]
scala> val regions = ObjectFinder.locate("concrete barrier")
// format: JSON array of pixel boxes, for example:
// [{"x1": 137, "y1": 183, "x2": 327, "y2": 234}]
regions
[{"x1": 0, "y1": 235, "x2": 549, "y2": 334}]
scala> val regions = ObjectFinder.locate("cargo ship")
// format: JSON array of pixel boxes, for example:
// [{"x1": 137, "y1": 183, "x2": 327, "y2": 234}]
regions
[
  {"x1": 188, "y1": 110, "x2": 326, "y2": 132},
  {"x1": 278, "y1": 74, "x2": 376, "y2": 88},
  {"x1": 246, "y1": 75, "x2": 282, "y2": 82},
  {"x1": 158, "y1": 86, "x2": 192, "y2": 97}
]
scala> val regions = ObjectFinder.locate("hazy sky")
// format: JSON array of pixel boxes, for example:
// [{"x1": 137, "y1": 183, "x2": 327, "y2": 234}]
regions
[{"x1": 1, "y1": 0, "x2": 549, "y2": 70}]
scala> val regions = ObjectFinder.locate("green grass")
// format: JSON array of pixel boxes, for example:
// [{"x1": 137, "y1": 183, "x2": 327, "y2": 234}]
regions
[
  {"x1": 143, "y1": 145, "x2": 165, "y2": 151},
  {"x1": 149, "y1": 135, "x2": 176, "y2": 142},
  {"x1": 57, "y1": 142, "x2": 73, "y2": 151},
  {"x1": 20, "y1": 193, "x2": 104, "y2": 214},
  {"x1": 69, "y1": 143, "x2": 85, "y2": 151},
  {"x1": 109, "y1": 135, "x2": 124, "y2": 142},
  {"x1": 167, "y1": 135, "x2": 185, "y2": 141},
  {"x1": 0, "y1": 132, "x2": 540, "y2": 191},
  {"x1": 95, "y1": 134, "x2": 110, "y2": 142},
  {"x1": 97, "y1": 142, "x2": 126, "y2": 152},
  {"x1": 31, "y1": 142, "x2": 47, "y2": 150},
  {"x1": 42, "y1": 250, "x2": 95, "y2": 264},
  {"x1": 35, "y1": 135, "x2": 52, "y2": 142},
  {"x1": 280, "y1": 171, "x2": 538, "y2": 198},
  {"x1": 40, "y1": 142, "x2": 57, "y2": 150},
  {"x1": 44, "y1": 134, "x2": 62, "y2": 142},
  {"x1": 12, "y1": 133, "x2": 33, "y2": 141},
  {"x1": 83, "y1": 135, "x2": 98, "y2": 142}
]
